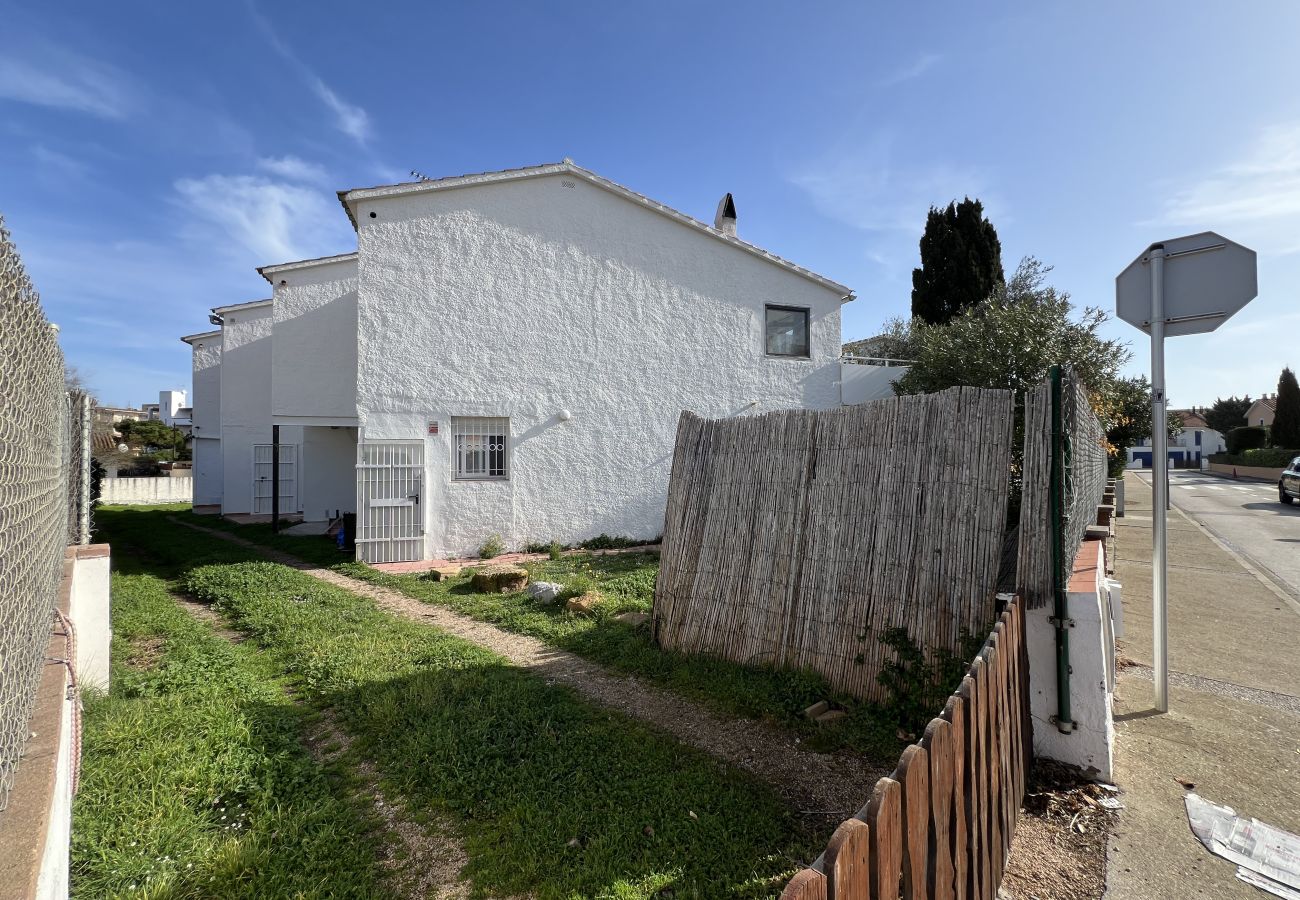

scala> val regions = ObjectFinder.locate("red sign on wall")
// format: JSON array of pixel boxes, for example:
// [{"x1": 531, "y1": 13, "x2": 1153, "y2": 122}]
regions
[{"x1": 427, "y1": 422, "x2": 439, "y2": 435}]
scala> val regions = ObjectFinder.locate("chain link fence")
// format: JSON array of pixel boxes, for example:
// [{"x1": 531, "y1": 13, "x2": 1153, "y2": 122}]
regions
[
  {"x1": 1017, "y1": 367, "x2": 1109, "y2": 608},
  {"x1": 0, "y1": 215, "x2": 77, "y2": 812},
  {"x1": 67, "y1": 389, "x2": 93, "y2": 545}
]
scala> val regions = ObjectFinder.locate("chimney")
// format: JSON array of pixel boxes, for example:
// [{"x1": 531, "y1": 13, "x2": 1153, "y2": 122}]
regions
[{"x1": 714, "y1": 193, "x2": 737, "y2": 237}]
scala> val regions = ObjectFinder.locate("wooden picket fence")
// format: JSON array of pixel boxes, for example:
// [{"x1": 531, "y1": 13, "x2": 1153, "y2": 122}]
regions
[{"x1": 782, "y1": 593, "x2": 1031, "y2": 900}]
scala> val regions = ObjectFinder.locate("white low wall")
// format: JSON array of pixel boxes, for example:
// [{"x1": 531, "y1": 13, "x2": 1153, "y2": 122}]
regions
[
  {"x1": 68, "y1": 545, "x2": 111, "y2": 691},
  {"x1": 840, "y1": 362, "x2": 909, "y2": 405},
  {"x1": 100, "y1": 476, "x2": 192, "y2": 506},
  {"x1": 1026, "y1": 537, "x2": 1116, "y2": 781}
]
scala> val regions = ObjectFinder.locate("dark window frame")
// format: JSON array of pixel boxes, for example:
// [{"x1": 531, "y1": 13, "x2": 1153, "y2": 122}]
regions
[{"x1": 764, "y1": 304, "x2": 812, "y2": 359}]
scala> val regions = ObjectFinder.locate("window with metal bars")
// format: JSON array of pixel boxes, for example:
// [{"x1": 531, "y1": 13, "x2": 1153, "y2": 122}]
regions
[{"x1": 452, "y1": 417, "x2": 509, "y2": 480}]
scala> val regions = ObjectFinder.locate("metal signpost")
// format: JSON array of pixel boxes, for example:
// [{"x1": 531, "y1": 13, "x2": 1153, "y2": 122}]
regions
[{"x1": 1116, "y1": 232, "x2": 1257, "y2": 713}]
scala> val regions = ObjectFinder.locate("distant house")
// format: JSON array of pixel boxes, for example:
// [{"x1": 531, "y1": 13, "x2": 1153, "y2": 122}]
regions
[
  {"x1": 1245, "y1": 395, "x2": 1276, "y2": 429},
  {"x1": 182, "y1": 161, "x2": 856, "y2": 561},
  {"x1": 1125, "y1": 408, "x2": 1226, "y2": 469}
]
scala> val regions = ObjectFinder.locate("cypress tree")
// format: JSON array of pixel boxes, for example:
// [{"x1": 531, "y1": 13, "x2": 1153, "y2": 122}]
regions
[
  {"x1": 911, "y1": 198, "x2": 1004, "y2": 325},
  {"x1": 1271, "y1": 367, "x2": 1300, "y2": 448}
]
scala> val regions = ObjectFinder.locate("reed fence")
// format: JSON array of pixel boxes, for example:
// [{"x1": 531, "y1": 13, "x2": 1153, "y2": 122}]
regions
[
  {"x1": 781, "y1": 593, "x2": 1031, "y2": 900},
  {"x1": 1016, "y1": 369, "x2": 1108, "y2": 609},
  {"x1": 653, "y1": 386, "x2": 1015, "y2": 701}
]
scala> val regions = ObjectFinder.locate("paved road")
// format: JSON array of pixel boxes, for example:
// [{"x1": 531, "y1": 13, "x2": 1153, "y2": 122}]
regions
[{"x1": 1134, "y1": 469, "x2": 1300, "y2": 603}]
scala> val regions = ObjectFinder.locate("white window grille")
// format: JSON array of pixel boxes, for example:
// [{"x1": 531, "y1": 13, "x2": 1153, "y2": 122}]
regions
[{"x1": 452, "y1": 417, "x2": 509, "y2": 480}]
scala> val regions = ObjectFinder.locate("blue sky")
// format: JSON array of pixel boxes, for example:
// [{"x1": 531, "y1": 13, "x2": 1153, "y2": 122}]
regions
[{"x1": 2, "y1": 1, "x2": 1297, "y2": 410}]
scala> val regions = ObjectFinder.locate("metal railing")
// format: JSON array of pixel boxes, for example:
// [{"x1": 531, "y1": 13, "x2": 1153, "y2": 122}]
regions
[
  {"x1": 840, "y1": 354, "x2": 914, "y2": 367},
  {"x1": 0, "y1": 215, "x2": 76, "y2": 812}
]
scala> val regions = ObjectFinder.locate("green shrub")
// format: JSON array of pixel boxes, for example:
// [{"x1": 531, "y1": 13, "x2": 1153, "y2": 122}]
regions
[
  {"x1": 875, "y1": 627, "x2": 986, "y2": 736},
  {"x1": 548, "y1": 540, "x2": 563, "y2": 561},
  {"x1": 478, "y1": 534, "x2": 505, "y2": 559},
  {"x1": 579, "y1": 533, "x2": 642, "y2": 551},
  {"x1": 1226, "y1": 425, "x2": 1268, "y2": 454},
  {"x1": 1240, "y1": 447, "x2": 1300, "y2": 467}
]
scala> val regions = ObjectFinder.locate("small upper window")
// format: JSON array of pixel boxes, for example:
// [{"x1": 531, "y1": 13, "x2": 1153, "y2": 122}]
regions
[
  {"x1": 765, "y1": 305, "x2": 810, "y2": 358},
  {"x1": 452, "y1": 417, "x2": 509, "y2": 480}
]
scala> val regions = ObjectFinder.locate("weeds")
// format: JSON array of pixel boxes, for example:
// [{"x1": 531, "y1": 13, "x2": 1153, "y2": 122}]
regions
[
  {"x1": 875, "y1": 627, "x2": 987, "y2": 736},
  {"x1": 478, "y1": 533, "x2": 505, "y2": 559}
]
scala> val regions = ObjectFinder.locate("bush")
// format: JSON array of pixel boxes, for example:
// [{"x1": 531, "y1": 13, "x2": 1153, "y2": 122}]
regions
[
  {"x1": 548, "y1": 540, "x2": 563, "y2": 561},
  {"x1": 1240, "y1": 448, "x2": 1300, "y2": 468},
  {"x1": 478, "y1": 534, "x2": 505, "y2": 559},
  {"x1": 1226, "y1": 426, "x2": 1268, "y2": 454},
  {"x1": 579, "y1": 533, "x2": 642, "y2": 551}
]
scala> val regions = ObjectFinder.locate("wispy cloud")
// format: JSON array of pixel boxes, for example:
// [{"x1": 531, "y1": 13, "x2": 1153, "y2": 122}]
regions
[
  {"x1": 32, "y1": 144, "x2": 89, "y2": 179},
  {"x1": 790, "y1": 131, "x2": 994, "y2": 233},
  {"x1": 246, "y1": 2, "x2": 371, "y2": 143},
  {"x1": 174, "y1": 173, "x2": 354, "y2": 265},
  {"x1": 0, "y1": 49, "x2": 133, "y2": 118},
  {"x1": 257, "y1": 154, "x2": 329, "y2": 182},
  {"x1": 308, "y1": 78, "x2": 369, "y2": 143},
  {"x1": 1156, "y1": 123, "x2": 1300, "y2": 251},
  {"x1": 878, "y1": 52, "x2": 941, "y2": 87}
]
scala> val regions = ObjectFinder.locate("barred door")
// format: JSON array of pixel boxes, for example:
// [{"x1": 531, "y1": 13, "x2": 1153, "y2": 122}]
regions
[
  {"x1": 252, "y1": 444, "x2": 296, "y2": 515},
  {"x1": 356, "y1": 441, "x2": 424, "y2": 563}
]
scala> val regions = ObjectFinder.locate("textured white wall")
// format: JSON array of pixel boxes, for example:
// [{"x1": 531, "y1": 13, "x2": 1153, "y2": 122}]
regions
[
  {"x1": 272, "y1": 259, "x2": 359, "y2": 422},
  {"x1": 189, "y1": 335, "x2": 220, "y2": 439},
  {"x1": 300, "y1": 426, "x2": 357, "y2": 521},
  {"x1": 220, "y1": 305, "x2": 272, "y2": 514},
  {"x1": 100, "y1": 476, "x2": 194, "y2": 505},
  {"x1": 191, "y1": 437, "x2": 223, "y2": 506},
  {"x1": 355, "y1": 173, "x2": 847, "y2": 557}
]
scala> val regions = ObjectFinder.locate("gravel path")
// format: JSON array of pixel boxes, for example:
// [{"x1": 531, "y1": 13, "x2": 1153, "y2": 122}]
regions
[{"x1": 174, "y1": 518, "x2": 887, "y2": 825}]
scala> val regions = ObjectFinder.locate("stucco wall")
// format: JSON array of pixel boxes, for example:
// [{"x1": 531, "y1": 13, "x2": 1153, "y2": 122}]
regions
[
  {"x1": 191, "y1": 437, "x2": 223, "y2": 506},
  {"x1": 300, "y1": 426, "x2": 356, "y2": 521},
  {"x1": 272, "y1": 259, "x2": 359, "y2": 423},
  {"x1": 354, "y1": 173, "x2": 847, "y2": 557},
  {"x1": 189, "y1": 334, "x2": 221, "y2": 440},
  {"x1": 220, "y1": 305, "x2": 272, "y2": 514},
  {"x1": 100, "y1": 476, "x2": 193, "y2": 505},
  {"x1": 217, "y1": 305, "x2": 303, "y2": 513}
]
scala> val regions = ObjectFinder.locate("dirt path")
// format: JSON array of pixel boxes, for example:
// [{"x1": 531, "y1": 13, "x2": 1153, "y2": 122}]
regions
[
  {"x1": 173, "y1": 518, "x2": 887, "y2": 826},
  {"x1": 170, "y1": 587, "x2": 476, "y2": 900}
]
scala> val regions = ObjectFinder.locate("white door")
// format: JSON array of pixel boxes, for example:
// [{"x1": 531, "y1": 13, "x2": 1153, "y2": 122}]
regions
[
  {"x1": 355, "y1": 441, "x2": 424, "y2": 563},
  {"x1": 252, "y1": 444, "x2": 297, "y2": 515}
]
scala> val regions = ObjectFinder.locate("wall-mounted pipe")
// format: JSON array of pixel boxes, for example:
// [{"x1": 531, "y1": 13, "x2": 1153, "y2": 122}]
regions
[{"x1": 1050, "y1": 365, "x2": 1075, "y2": 733}]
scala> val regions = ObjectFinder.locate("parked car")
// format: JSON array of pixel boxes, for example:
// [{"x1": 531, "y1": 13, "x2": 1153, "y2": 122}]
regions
[{"x1": 1281, "y1": 457, "x2": 1300, "y2": 505}]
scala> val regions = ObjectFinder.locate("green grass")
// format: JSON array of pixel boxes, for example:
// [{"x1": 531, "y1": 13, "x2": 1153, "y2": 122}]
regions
[
  {"x1": 333, "y1": 555, "x2": 903, "y2": 761},
  {"x1": 168, "y1": 507, "x2": 903, "y2": 762},
  {"x1": 72, "y1": 570, "x2": 385, "y2": 898},
  {"x1": 92, "y1": 506, "x2": 823, "y2": 898}
]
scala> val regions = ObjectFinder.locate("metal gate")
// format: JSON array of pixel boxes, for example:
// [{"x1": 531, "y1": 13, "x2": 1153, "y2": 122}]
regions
[
  {"x1": 253, "y1": 443, "x2": 297, "y2": 515},
  {"x1": 356, "y1": 440, "x2": 424, "y2": 563}
]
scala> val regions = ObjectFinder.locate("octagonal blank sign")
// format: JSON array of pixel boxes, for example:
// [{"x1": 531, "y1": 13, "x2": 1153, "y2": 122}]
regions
[{"x1": 1115, "y1": 232, "x2": 1257, "y2": 337}]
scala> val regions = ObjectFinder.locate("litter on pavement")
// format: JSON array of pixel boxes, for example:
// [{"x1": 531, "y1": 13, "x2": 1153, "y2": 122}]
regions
[{"x1": 1185, "y1": 793, "x2": 1300, "y2": 899}]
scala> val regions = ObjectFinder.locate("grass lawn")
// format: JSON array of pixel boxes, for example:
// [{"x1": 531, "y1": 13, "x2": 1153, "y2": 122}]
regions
[
  {"x1": 73, "y1": 570, "x2": 386, "y2": 898},
  {"x1": 169, "y1": 508, "x2": 904, "y2": 763},
  {"x1": 90, "y1": 506, "x2": 823, "y2": 898}
]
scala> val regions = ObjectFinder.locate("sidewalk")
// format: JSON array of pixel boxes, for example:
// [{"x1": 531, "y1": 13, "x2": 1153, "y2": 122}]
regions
[{"x1": 1105, "y1": 473, "x2": 1300, "y2": 899}]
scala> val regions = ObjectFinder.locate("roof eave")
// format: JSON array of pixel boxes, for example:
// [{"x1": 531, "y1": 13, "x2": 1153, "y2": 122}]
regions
[
  {"x1": 257, "y1": 252, "x2": 360, "y2": 284},
  {"x1": 180, "y1": 329, "x2": 222, "y2": 345},
  {"x1": 336, "y1": 161, "x2": 854, "y2": 296}
]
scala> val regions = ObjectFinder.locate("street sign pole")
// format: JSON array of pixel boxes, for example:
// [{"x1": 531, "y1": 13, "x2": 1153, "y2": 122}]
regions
[
  {"x1": 1149, "y1": 246, "x2": 1169, "y2": 713},
  {"x1": 1116, "y1": 231, "x2": 1257, "y2": 716}
]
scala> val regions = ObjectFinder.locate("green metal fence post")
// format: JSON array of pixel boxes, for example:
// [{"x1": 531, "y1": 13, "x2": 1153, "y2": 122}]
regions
[{"x1": 1049, "y1": 365, "x2": 1075, "y2": 733}]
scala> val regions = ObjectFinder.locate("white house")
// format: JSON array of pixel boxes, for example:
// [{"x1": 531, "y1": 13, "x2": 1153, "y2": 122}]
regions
[
  {"x1": 180, "y1": 330, "x2": 223, "y2": 508},
  {"x1": 1125, "y1": 408, "x2": 1226, "y2": 469},
  {"x1": 184, "y1": 161, "x2": 854, "y2": 561}
]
